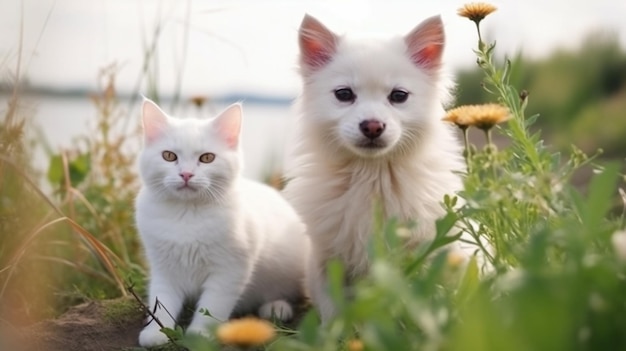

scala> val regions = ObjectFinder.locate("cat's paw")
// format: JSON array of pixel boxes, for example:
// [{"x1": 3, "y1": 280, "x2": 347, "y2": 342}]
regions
[
  {"x1": 138, "y1": 326, "x2": 170, "y2": 347},
  {"x1": 259, "y1": 299, "x2": 293, "y2": 321}
]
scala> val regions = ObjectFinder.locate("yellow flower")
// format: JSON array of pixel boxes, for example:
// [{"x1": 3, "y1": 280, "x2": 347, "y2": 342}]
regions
[
  {"x1": 443, "y1": 106, "x2": 474, "y2": 129},
  {"x1": 347, "y1": 339, "x2": 364, "y2": 351},
  {"x1": 216, "y1": 317, "x2": 276, "y2": 348},
  {"x1": 469, "y1": 103, "x2": 511, "y2": 130},
  {"x1": 457, "y1": 2, "x2": 497, "y2": 24},
  {"x1": 444, "y1": 104, "x2": 510, "y2": 131}
]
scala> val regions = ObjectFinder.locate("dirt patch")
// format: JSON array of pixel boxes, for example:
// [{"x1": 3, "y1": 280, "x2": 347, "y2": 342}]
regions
[
  {"x1": 4, "y1": 297, "x2": 145, "y2": 351},
  {"x1": 3, "y1": 297, "x2": 310, "y2": 351}
]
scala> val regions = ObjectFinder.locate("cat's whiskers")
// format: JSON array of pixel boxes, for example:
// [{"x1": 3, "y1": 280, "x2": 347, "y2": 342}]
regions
[
  {"x1": 201, "y1": 179, "x2": 229, "y2": 205},
  {"x1": 144, "y1": 179, "x2": 170, "y2": 199}
]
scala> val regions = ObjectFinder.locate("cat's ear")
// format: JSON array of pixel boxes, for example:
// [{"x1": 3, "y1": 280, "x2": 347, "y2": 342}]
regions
[
  {"x1": 298, "y1": 14, "x2": 338, "y2": 75},
  {"x1": 404, "y1": 15, "x2": 445, "y2": 71},
  {"x1": 142, "y1": 98, "x2": 169, "y2": 143},
  {"x1": 214, "y1": 103, "x2": 242, "y2": 149}
]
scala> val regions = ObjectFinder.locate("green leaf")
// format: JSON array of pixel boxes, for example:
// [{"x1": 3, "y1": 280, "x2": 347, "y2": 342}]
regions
[
  {"x1": 69, "y1": 152, "x2": 91, "y2": 186},
  {"x1": 550, "y1": 152, "x2": 562, "y2": 171},
  {"x1": 501, "y1": 59, "x2": 511, "y2": 85},
  {"x1": 297, "y1": 310, "x2": 321, "y2": 345},
  {"x1": 525, "y1": 113, "x2": 540, "y2": 127},
  {"x1": 522, "y1": 227, "x2": 550, "y2": 271},
  {"x1": 198, "y1": 307, "x2": 213, "y2": 318},
  {"x1": 436, "y1": 212, "x2": 460, "y2": 239},
  {"x1": 160, "y1": 325, "x2": 184, "y2": 341},
  {"x1": 583, "y1": 163, "x2": 620, "y2": 231},
  {"x1": 486, "y1": 41, "x2": 497, "y2": 56},
  {"x1": 47, "y1": 154, "x2": 63, "y2": 185},
  {"x1": 456, "y1": 255, "x2": 479, "y2": 305},
  {"x1": 181, "y1": 331, "x2": 218, "y2": 351},
  {"x1": 569, "y1": 187, "x2": 587, "y2": 220},
  {"x1": 46, "y1": 152, "x2": 92, "y2": 188},
  {"x1": 402, "y1": 211, "x2": 459, "y2": 275},
  {"x1": 424, "y1": 250, "x2": 450, "y2": 285},
  {"x1": 327, "y1": 260, "x2": 345, "y2": 311}
]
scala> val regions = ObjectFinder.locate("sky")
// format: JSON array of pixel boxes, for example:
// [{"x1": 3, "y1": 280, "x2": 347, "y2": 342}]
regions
[{"x1": 1, "y1": 0, "x2": 625, "y2": 97}]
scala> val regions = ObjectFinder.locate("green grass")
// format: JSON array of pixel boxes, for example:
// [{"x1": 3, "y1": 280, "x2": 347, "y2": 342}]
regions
[
  {"x1": 0, "y1": 66, "x2": 142, "y2": 324},
  {"x1": 102, "y1": 297, "x2": 142, "y2": 325}
]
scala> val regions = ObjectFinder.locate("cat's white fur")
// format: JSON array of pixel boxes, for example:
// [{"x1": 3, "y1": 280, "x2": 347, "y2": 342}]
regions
[
  {"x1": 283, "y1": 14, "x2": 470, "y2": 323},
  {"x1": 135, "y1": 100, "x2": 308, "y2": 347}
]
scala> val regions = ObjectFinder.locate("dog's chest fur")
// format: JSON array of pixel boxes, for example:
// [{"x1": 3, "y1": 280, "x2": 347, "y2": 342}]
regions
[{"x1": 286, "y1": 144, "x2": 463, "y2": 277}]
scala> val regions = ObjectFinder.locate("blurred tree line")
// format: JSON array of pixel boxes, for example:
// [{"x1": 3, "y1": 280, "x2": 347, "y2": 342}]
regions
[{"x1": 455, "y1": 33, "x2": 626, "y2": 159}]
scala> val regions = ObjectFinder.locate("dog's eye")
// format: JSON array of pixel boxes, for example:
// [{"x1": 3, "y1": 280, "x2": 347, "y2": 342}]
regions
[
  {"x1": 388, "y1": 89, "x2": 409, "y2": 104},
  {"x1": 334, "y1": 88, "x2": 356, "y2": 103}
]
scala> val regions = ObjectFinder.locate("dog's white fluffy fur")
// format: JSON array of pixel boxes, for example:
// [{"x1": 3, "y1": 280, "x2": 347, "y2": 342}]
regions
[{"x1": 283, "y1": 14, "x2": 467, "y2": 322}]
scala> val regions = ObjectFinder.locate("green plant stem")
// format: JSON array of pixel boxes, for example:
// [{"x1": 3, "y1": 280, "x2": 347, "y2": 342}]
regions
[
  {"x1": 462, "y1": 127, "x2": 471, "y2": 170},
  {"x1": 476, "y1": 48, "x2": 543, "y2": 172},
  {"x1": 474, "y1": 22, "x2": 483, "y2": 49}
]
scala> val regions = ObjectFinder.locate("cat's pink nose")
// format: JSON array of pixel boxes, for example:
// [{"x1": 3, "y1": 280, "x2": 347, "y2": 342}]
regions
[
  {"x1": 359, "y1": 119, "x2": 386, "y2": 139},
  {"x1": 180, "y1": 172, "x2": 194, "y2": 183}
]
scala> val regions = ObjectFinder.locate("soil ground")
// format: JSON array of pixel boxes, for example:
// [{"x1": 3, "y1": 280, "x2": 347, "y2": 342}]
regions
[
  {"x1": 3, "y1": 297, "x2": 146, "y2": 351},
  {"x1": 4, "y1": 296, "x2": 310, "y2": 351}
]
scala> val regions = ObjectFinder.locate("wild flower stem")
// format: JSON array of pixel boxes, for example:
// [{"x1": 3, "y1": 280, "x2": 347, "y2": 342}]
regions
[
  {"x1": 475, "y1": 43, "x2": 544, "y2": 172},
  {"x1": 462, "y1": 127, "x2": 471, "y2": 170},
  {"x1": 475, "y1": 22, "x2": 483, "y2": 50}
]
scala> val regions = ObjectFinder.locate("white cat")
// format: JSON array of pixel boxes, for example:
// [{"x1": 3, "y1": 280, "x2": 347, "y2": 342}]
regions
[
  {"x1": 283, "y1": 14, "x2": 472, "y2": 323},
  {"x1": 135, "y1": 99, "x2": 308, "y2": 347}
]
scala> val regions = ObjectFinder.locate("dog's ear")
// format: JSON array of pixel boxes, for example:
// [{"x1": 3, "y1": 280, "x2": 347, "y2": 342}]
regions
[
  {"x1": 298, "y1": 14, "x2": 337, "y2": 74},
  {"x1": 404, "y1": 15, "x2": 445, "y2": 71}
]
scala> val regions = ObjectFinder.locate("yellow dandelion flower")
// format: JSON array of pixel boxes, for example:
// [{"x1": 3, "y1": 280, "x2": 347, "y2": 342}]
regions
[
  {"x1": 457, "y1": 2, "x2": 497, "y2": 24},
  {"x1": 444, "y1": 103, "x2": 510, "y2": 149},
  {"x1": 445, "y1": 104, "x2": 510, "y2": 130},
  {"x1": 347, "y1": 339, "x2": 364, "y2": 351},
  {"x1": 443, "y1": 105, "x2": 476, "y2": 163},
  {"x1": 443, "y1": 106, "x2": 474, "y2": 129},
  {"x1": 216, "y1": 317, "x2": 276, "y2": 348},
  {"x1": 468, "y1": 103, "x2": 511, "y2": 131}
]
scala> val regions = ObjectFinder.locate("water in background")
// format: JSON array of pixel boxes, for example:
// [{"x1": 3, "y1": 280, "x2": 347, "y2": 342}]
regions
[{"x1": 10, "y1": 94, "x2": 295, "y2": 187}]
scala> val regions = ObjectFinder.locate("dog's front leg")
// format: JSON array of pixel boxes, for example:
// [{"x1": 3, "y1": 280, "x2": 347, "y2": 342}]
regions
[{"x1": 307, "y1": 254, "x2": 337, "y2": 324}]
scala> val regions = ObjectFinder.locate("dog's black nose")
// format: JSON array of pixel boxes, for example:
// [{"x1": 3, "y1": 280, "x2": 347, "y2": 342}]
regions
[{"x1": 359, "y1": 119, "x2": 386, "y2": 139}]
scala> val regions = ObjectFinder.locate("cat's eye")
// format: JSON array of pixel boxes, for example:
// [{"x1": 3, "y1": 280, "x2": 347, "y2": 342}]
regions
[
  {"x1": 199, "y1": 153, "x2": 216, "y2": 163},
  {"x1": 388, "y1": 89, "x2": 409, "y2": 104},
  {"x1": 334, "y1": 88, "x2": 356, "y2": 103},
  {"x1": 162, "y1": 151, "x2": 177, "y2": 162}
]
